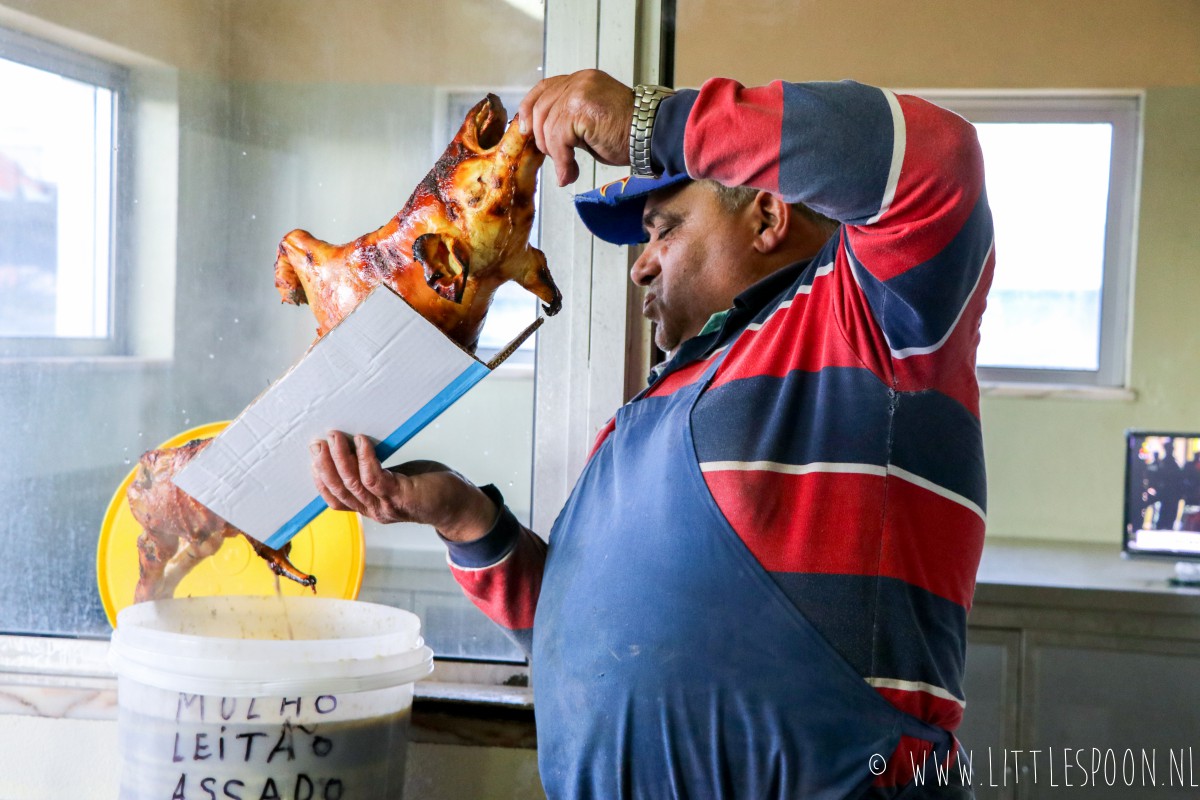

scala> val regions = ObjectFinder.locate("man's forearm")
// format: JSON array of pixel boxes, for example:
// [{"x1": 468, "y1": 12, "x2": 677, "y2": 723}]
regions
[{"x1": 444, "y1": 491, "x2": 547, "y2": 658}]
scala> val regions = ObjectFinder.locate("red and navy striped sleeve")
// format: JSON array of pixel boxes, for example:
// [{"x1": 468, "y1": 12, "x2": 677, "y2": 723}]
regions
[
  {"x1": 654, "y1": 79, "x2": 993, "y2": 404},
  {"x1": 443, "y1": 487, "x2": 546, "y2": 656}
]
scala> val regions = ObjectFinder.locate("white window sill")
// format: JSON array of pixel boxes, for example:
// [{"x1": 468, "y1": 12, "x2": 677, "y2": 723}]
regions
[
  {"x1": 980, "y1": 381, "x2": 1137, "y2": 401},
  {"x1": 0, "y1": 355, "x2": 172, "y2": 368}
]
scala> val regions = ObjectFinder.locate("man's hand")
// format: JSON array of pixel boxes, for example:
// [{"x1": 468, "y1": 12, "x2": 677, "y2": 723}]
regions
[
  {"x1": 310, "y1": 431, "x2": 499, "y2": 543},
  {"x1": 518, "y1": 69, "x2": 634, "y2": 187}
]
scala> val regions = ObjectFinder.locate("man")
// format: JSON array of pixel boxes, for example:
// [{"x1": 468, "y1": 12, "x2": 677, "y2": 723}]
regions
[
  {"x1": 1149, "y1": 443, "x2": 1186, "y2": 530},
  {"x1": 312, "y1": 69, "x2": 994, "y2": 799}
]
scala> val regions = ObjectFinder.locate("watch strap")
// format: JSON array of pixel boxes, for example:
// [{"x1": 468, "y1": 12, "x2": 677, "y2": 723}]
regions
[{"x1": 629, "y1": 84, "x2": 676, "y2": 177}]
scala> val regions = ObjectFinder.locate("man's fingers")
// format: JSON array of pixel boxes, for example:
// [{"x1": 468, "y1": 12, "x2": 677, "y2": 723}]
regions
[
  {"x1": 527, "y1": 80, "x2": 561, "y2": 160},
  {"x1": 517, "y1": 78, "x2": 552, "y2": 136},
  {"x1": 325, "y1": 431, "x2": 359, "y2": 489},
  {"x1": 310, "y1": 439, "x2": 357, "y2": 512},
  {"x1": 552, "y1": 141, "x2": 581, "y2": 187},
  {"x1": 315, "y1": 478, "x2": 352, "y2": 512},
  {"x1": 355, "y1": 435, "x2": 394, "y2": 497},
  {"x1": 542, "y1": 100, "x2": 583, "y2": 186},
  {"x1": 310, "y1": 436, "x2": 484, "y2": 530},
  {"x1": 522, "y1": 71, "x2": 634, "y2": 184},
  {"x1": 327, "y1": 431, "x2": 378, "y2": 511}
]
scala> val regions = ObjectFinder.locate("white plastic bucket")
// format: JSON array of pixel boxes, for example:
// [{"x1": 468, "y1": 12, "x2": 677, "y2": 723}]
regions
[{"x1": 109, "y1": 596, "x2": 434, "y2": 800}]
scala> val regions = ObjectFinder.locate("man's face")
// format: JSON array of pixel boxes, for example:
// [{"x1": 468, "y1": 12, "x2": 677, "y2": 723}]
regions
[{"x1": 631, "y1": 183, "x2": 753, "y2": 354}]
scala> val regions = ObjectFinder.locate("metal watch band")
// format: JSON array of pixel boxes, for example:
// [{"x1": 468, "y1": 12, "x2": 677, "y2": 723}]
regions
[{"x1": 629, "y1": 84, "x2": 676, "y2": 177}]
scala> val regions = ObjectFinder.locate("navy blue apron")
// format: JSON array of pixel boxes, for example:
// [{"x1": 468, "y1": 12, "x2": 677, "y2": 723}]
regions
[{"x1": 533, "y1": 350, "x2": 954, "y2": 799}]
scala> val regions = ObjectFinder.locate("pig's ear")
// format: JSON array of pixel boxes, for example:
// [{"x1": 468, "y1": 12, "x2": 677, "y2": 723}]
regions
[
  {"x1": 460, "y1": 94, "x2": 506, "y2": 152},
  {"x1": 413, "y1": 233, "x2": 471, "y2": 304}
]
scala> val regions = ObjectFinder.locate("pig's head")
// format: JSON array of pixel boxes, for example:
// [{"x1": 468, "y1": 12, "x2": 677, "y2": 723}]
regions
[{"x1": 398, "y1": 94, "x2": 560, "y2": 321}]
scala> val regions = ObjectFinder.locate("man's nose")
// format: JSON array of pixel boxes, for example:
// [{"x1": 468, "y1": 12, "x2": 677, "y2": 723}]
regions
[{"x1": 630, "y1": 247, "x2": 658, "y2": 286}]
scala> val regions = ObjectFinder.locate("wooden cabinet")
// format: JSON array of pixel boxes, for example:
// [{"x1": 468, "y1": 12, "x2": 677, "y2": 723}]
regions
[
  {"x1": 962, "y1": 544, "x2": 1200, "y2": 799},
  {"x1": 959, "y1": 629, "x2": 1021, "y2": 800}
]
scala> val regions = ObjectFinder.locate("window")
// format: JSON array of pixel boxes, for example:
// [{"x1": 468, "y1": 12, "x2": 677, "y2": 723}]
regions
[
  {"x1": 931, "y1": 94, "x2": 1141, "y2": 388},
  {"x1": 0, "y1": 4, "x2": 548, "y2": 667},
  {"x1": 0, "y1": 28, "x2": 126, "y2": 357}
]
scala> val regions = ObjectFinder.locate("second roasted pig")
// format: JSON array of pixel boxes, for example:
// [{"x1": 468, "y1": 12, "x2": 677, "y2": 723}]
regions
[{"x1": 128, "y1": 438, "x2": 316, "y2": 603}]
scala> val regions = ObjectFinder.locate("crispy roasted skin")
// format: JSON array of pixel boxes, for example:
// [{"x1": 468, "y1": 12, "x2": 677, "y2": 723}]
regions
[
  {"x1": 273, "y1": 94, "x2": 561, "y2": 351},
  {"x1": 127, "y1": 438, "x2": 316, "y2": 603}
]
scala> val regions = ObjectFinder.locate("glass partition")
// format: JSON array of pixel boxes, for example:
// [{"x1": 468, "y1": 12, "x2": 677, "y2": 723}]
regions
[{"x1": 0, "y1": 0, "x2": 543, "y2": 661}]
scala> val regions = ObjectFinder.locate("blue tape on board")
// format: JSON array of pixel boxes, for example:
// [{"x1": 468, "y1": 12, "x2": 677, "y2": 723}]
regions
[{"x1": 261, "y1": 360, "x2": 493, "y2": 550}]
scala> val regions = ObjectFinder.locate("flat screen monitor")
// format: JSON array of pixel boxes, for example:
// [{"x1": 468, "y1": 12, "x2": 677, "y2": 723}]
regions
[{"x1": 1123, "y1": 431, "x2": 1200, "y2": 572}]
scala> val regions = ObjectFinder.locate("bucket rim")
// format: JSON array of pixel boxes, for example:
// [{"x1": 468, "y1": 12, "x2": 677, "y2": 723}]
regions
[
  {"x1": 113, "y1": 596, "x2": 421, "y2": 647},
  {"x1": 109, "y1": 642, "x2": 434, "y2": 697},
  {"x1": 112, "y1": 622, "x2": 421, "y2": 656},
  {"x1": 109, "y1": 596, "x2": 434, "y2": 696}
]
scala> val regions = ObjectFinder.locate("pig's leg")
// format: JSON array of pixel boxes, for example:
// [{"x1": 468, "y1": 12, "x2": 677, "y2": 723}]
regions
[
  {"x1": 274, "y1": 230, "x2": 319, "y2": 306},
  {"x1": 133, "y1": 527, "x2": 181, "y2": 603},
  {"x1": 515, "y1": 247, "x2": 562, "y2": 315}
]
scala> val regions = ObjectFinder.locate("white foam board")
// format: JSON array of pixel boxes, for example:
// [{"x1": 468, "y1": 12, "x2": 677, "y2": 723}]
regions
[{"x1": 174, "y1": 286, "x2": 498, "y2": 549}]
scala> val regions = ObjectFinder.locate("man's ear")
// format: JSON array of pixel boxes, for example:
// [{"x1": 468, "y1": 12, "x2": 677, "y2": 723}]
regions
[{"x1": 749, "y1": 191, "x2": 790, "y2": 254}]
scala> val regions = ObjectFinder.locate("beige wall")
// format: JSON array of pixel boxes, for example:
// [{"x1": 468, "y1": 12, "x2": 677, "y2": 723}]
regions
[
  {"x1": 227, "y1": 0, "x2": 541, "y2": 85},
  {"x1": 675, "y1": 0, "x2": 1200, "y2": 88},
  {"x1": 0, "y1": 0, "x2": 226, "y2": 71},
  {"x1": 678, "y1": 0, "x2": 1200, "y2": 543},
  {"x1": 0, "y1": 0, "x2": 541, "y2": 83}
]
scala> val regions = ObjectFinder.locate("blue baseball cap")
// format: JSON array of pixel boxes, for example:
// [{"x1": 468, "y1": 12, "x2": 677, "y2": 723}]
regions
[{"x1": 574, "y1": 172, "x2": 692, "y2": 245}]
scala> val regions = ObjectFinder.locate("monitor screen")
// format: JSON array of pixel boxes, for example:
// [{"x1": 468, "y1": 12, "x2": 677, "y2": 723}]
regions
[{"x1": 1123, "y1": 431, "x2": 1200, "y2": 559}]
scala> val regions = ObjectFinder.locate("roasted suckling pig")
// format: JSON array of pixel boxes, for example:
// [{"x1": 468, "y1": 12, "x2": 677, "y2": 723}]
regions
[
  {"x1": 274, "y1": 94, "x2": 561, "y2": 351},
  {"x1": 128, "y1": 438, "x2": 316, "y2": 603}
]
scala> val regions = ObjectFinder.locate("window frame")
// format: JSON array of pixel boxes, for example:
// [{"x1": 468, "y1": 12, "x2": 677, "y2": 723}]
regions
[
  {"x1": 921, "y1": 91, "x2": 1142, "y2": 390},
  {"x1": 0, "y1": 26, "x2": 130, "y2": 359}
]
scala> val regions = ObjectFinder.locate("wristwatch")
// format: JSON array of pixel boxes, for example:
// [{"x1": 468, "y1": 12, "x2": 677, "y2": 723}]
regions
[{"x1": 629, "y1": 84, "x2": 676, "y2": 177}]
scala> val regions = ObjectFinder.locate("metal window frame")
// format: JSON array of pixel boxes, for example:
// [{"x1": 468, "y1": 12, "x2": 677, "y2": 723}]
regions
[
  {"x1": 0, "y1": 26, "x2": 130, "y2": 359},
  {"x1": 531, "y1": 0, "x2": 671, "y2": 533},
  {"x1": 920, "y1": 91, "x2": 1142, "y2": 389}
]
